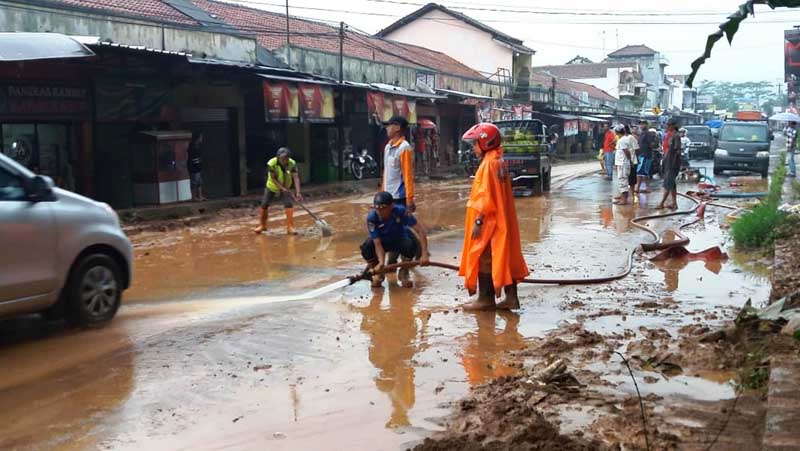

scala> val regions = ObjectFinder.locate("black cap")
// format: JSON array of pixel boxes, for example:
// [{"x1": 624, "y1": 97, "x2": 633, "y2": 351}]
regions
[
  {"x1": 387, "y1": 115, "x2": 409, "y2": 130},
  {"x1": 373, "y1": 191, "x2": 394, "y2": 206}
]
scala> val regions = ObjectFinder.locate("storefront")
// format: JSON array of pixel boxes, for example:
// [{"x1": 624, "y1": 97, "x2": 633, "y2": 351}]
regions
[
  {"x1": 0, "y1": 83, "x2": 91, "y2": 193},
  {"x1": 246, "y1": 75, "x2": 337, "y2": 188}
]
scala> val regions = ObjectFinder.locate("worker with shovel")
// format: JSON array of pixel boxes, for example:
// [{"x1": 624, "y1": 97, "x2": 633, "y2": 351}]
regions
[
  {"x1": 459, "y1": 123, "x2": 529, "y2": 310},
  {"x1": 254, "y1": 147, "x2": 303, "y2": 235},
  {"x1": 361, "y1": 191, "x2": 430, "y2": 288}
]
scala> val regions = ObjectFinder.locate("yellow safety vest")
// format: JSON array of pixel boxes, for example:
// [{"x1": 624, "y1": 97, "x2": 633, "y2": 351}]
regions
[{"x1": 266, "y1": 157, "x2": 296, "y2": 193}]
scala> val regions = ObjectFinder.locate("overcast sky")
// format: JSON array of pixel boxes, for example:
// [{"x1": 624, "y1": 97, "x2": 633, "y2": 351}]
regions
[{"x1": 231, "y1": 0, "x2": 800, "y2": 87}]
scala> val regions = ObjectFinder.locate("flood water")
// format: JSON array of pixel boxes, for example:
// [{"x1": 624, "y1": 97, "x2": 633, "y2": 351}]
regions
[{"x1": 0, "y1": 162, "x2": 771, "y2": 450}]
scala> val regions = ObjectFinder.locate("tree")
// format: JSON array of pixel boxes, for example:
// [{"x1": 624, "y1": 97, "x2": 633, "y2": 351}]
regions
[
  {"x1": 687, "y1": 0, "x2": 800, "y2": 87},
  {"x1": 696, "y1": 79, "x2": 781, "y2": 113}
]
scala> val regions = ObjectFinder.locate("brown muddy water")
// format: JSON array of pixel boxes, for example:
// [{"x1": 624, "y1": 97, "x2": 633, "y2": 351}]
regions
[{"x1": 0, "y1": 163, "x2": 771, "y2": 450}]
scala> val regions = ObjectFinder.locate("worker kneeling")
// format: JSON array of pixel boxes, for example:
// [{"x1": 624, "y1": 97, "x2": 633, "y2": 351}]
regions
[
  {"x1": 459, "y1": 123, "x2": 530, "y2": 310},
  {"x1": 361, "y1": 191, "x2": 430, "y2": 288}
]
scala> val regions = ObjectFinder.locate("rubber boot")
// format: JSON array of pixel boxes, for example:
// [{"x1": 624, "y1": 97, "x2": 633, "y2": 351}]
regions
[
  {"x1": 285, "y1": 208, "x2": 298, "y2": 235},
  {"x1": 253, "y1": 208, "x2": 268, "y2": 234},
  {"x1": 496, "y1": 284, "x2": 520, "y2": 310},
  {"x1": 398, "y1": 256, "x2": 413, "y2": 288},
  {"x1": 462, "y1": 273, "x2": 496, "y2": 311}
]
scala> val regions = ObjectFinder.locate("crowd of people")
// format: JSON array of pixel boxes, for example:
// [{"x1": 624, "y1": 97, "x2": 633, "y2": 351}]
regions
[{"x1": 598, "y1": 118, "x2": 683, "y2": 208}]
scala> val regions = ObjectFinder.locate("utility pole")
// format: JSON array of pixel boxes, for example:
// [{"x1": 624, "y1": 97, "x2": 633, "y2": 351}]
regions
[
  {"x1": 285, "y1": 0, "x2": 291, "y2": 66},
  {"x1": 338, "y1": 22, "x2": 345, "y2": 181}
]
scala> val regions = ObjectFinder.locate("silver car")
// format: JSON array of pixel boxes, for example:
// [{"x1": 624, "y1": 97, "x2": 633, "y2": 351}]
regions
[{"x1": 0, "y1": 152, "x2": 132, "y2": 326}]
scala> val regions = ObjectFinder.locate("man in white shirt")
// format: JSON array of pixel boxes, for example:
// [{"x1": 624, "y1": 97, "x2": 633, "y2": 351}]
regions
[{"x1": 613, "y1": 125, "x2": 633, "y2": 205}]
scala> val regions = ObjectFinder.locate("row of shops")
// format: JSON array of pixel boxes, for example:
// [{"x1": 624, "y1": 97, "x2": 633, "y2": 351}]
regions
[{"x1": 2, "y1": 37, "x2": 542, "y2": 209}]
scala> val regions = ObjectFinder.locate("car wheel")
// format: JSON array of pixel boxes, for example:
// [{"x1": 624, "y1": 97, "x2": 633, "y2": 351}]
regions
[
  {"x1": 543, "y1": 170, "x2": 551, "y2": 192},
  {"x1": 713, "y1": 166, "x2": 722, "y2": 176},
  {"x1": 761, "y1": 170, "x2": 768, "y2": 179},
  {"x1": 65, "y1": 253, "x2": 123, "y2": 327}
]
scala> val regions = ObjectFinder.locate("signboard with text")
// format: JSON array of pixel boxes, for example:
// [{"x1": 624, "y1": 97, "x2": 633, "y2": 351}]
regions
[
  {"x1": 786, "y1": 29, "x2": 800, "y2": 82},
  {"x1": 0, "y1": 84, "x2": 89, "y2": 120},
  {"x1": 367, "y1": 91, "x2": 417, "y2": 124}
]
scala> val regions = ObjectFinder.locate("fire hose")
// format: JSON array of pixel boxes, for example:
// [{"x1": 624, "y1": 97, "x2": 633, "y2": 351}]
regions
[{"x1": 349, "y1": 193, "x2": 730, "y2": 286}]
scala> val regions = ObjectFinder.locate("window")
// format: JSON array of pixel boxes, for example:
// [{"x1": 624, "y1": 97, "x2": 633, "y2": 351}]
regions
[
  {"x1": 720, "y1": 125, "x2": 768, "y2": 143},
  {"x1": 0, "y1": 165, "x2": 26, "y2": 201}
]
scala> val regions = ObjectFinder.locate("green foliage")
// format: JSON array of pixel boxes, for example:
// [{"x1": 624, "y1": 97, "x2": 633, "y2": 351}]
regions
[
  {"x1": 696, "y1": 80, "x2": 782, "y2": 113},
  {"x1": 731, "y1": 203, "x2": 786, "y2": 248},
  {"x1": 731, "y1": 152, "x2": 788, "y2": 249},
  {"x1": 742, "y1": 366, "x2": 770, "y2": 390}
]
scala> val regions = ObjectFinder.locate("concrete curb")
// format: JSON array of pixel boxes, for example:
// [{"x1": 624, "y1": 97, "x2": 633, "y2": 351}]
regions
[{"x1": 763, "y1": 355, "x2": 800, "y2": 451}]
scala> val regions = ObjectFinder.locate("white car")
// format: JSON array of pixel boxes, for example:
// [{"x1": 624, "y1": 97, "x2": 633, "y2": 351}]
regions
[{"x1": 0, "y1": 152, "x2": 133, "y2": 326}]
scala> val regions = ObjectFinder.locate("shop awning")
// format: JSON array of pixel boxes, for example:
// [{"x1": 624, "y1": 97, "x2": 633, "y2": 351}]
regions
[
  {"x1": 256, "y1": 73, "x2": 336, "y2": 86},
  {"x1": 0, "y1": 33, "x2": 95, "y2": 61},
  {"x1": 436, "y1": 88, "x2": 494, "y2": 100}
]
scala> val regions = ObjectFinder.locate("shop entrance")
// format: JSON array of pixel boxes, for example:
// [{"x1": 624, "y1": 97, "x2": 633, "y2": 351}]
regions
[{"x1": 0, "y1": 123, "x2": 76, "y2": 191}]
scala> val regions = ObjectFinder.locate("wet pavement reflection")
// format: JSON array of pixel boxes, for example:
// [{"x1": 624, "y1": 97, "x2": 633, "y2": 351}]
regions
[{"x1": 0, "y1": 163, "x2": 773, "y2": 450}]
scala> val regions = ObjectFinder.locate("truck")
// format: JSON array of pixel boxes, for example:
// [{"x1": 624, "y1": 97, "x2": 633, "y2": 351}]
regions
[{"x1": 493, "y1": 120, "x2": 553, "y2": 196}]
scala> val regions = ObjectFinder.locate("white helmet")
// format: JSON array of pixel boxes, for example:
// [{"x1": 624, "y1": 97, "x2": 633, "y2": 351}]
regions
[{"x1": 679, "y1": 127, "x2": 687, "y2": 133}]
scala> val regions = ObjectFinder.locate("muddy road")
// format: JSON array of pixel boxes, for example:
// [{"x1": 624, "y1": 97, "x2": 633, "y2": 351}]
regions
[{"x1": 0, "y1": 161, "x2": 772, "y2": 450}]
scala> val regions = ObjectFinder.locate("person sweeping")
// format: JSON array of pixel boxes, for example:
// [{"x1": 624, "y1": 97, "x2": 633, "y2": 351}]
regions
[
  {"x1": 254, "y1": 147, "x2": 303, "y2": 235},
  {"x1": 458, "y1": 123, "x2": 529, "y2": 311}
]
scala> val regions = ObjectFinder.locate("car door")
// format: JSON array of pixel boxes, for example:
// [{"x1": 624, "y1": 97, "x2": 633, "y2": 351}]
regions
[{"x1": 0, "y1": 162, "x2": 58, "y2": 303}]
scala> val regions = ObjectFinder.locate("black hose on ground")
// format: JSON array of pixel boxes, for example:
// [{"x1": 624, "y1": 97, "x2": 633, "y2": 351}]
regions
[{"x1": 351, "y1": 193, "x2": 710, "y2": 286}]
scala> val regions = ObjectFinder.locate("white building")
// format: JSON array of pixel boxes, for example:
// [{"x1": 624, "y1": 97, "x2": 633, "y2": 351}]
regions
[
  {"x1": 375, "y1": 3, "x2": 535, "y2": 89},
  {"x1": 534, "y1": 60, "x2": 642, "y2": 100}
]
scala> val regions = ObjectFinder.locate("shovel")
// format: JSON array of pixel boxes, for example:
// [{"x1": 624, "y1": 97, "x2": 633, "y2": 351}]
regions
[{"x1": 288, "y1": 192, "x2": 333, "y2": 237}]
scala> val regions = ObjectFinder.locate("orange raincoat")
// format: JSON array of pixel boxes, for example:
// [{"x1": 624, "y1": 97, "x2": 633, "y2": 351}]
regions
[{"x1": 458, "y1": 147, "x2": 529, "y2": 295}]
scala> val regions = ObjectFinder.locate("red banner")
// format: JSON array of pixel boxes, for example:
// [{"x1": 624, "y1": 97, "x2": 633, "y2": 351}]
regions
[
  {"x1": 263, "y1": 81, "x2": 299, "y2": 121},
  {"x1": 367, "y1": 91, "x2": 417, "y2": 124},
  {"x1": 298, "y1": 83, "x2": 335, "y2": 122}
]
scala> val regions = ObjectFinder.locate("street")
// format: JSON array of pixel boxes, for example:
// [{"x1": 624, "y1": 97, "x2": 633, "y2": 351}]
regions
[{"x1": 0, "y1": 161, "x2": 773, "y2": 450}]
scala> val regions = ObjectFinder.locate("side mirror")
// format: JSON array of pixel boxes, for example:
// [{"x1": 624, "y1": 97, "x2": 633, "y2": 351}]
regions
[{"x1": 24, "y1": 175, "x2": 55, "y2": 202}]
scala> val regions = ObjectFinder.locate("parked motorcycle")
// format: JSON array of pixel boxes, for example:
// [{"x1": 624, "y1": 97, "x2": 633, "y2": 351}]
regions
[
  {"x1": 346, "y1": 148, "x2": 378, "y2": 180},
  {"x1": 458, "y1": 145, "x2": 479, "y2": 177}
]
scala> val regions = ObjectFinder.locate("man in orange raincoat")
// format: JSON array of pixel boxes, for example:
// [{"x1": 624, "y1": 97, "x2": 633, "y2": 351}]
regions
[{"x1": 459, "y1": 123, "x2": 529, "y2": 310}]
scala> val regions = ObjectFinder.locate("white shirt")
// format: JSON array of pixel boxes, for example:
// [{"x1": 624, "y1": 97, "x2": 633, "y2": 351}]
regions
[
  {"x1": 615, "y1": 135, "x2": 633, "y2": 166},
  {"x1": 680, "y1": 136, "x2": 691, "y2": 151}
]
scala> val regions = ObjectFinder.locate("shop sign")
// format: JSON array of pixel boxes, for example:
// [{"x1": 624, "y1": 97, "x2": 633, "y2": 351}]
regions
[
  {"x1": 298, "y1": 83, "x2": 335, "y2": 123},
  {"x1": 367, "y1": 91, "x2": 417, "y2": 124},
  {"x1": 786, "y1": 29, "x2": 800, "y2": 82},
  {"x1": 564, "y1": 120, "x2": 579, "y2": 137},
  {"x1": 0, "y1": 84, "x2": 89, "y2": 119},
  {"x1": 263, "y1": 81, "x2": 299, "y2": 122}
]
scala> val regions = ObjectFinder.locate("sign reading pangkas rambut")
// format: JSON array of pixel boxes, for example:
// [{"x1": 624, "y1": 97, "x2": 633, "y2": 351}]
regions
[{"x1": 0, "y1": 84, "x2": 89, "y2": 119}]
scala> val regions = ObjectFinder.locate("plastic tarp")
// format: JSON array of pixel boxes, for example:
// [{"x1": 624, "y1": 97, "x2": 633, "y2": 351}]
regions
[{"x1": 0, "y1": 33, "x2": 94, "y2": 61}]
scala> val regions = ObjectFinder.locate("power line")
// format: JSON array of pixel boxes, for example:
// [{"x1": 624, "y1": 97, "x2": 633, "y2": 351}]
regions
[
  {"x1": 362, "y1": 0, "x2": 800, "y2": 17},
  {"x1": 223, "y1": 0, "x2": 800, "y2": 25}
]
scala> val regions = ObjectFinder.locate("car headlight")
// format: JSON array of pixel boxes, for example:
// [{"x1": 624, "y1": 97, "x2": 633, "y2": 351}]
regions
[
  {"x1": 756, "y1": 151, "x2": 770, "y2": 158},
  {"x1": 714, "y1": 149, "x2": 729, "y2": 157}
]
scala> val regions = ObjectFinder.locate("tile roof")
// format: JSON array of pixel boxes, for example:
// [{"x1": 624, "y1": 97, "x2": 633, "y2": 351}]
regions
[
  {"x1": 193, "y1": 0, "x2": 485, "y2": 79},
  {"x1": 375, "y1": 3, "x2": 535, "y2": 55},
  {"x1": 532, "y1": 72, "x2": 617, "y2": 103},
  {"x1": 607, "y1": 44, "x2": 657, "y2": 58},
  {"x1": 40, "y1": 0, "x2": 197, "y2": 25},
  {"x1": 533, "y1": 61, "x2": 637, "y2": 80}
]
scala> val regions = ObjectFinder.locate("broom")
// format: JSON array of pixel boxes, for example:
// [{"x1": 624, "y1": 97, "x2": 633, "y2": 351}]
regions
[{"x1": 289, "y1": 193, "x2": 333, "y2": 237}]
